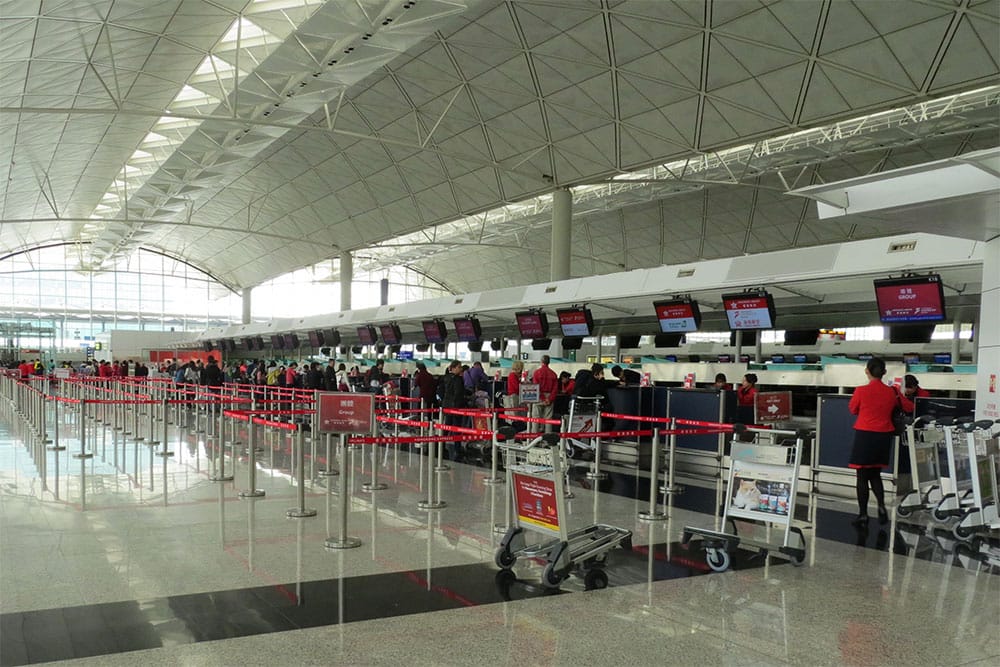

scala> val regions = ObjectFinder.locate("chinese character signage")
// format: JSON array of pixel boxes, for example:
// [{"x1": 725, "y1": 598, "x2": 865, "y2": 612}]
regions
[{"x1": 316, "y1": 392, "x2": 375, "y2": 434}]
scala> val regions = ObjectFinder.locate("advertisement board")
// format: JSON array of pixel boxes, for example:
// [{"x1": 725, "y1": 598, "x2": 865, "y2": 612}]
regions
[
  {"x1": 754, "y1": 391, "x2": 792, "y2": 423},
  {"x1": 513, "y1": 472, "x2": 560, "y2": 534},
  {"x1": 316, "y1": 392, "x2": 375, "y2": 434},
  {"x1": 728, "y1": 458, "x2": 794, "y2": 525}
]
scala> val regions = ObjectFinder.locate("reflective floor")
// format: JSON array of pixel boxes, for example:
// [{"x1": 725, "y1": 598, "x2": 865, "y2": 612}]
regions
[{"x1": 1, "y1": 406, "x2": 998, "y2": 666}]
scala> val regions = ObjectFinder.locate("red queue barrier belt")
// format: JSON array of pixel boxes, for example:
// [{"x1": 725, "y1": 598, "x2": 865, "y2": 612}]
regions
[
  {"x1": 375, "y1": 395, "x2": 421, "y2": 403},
  {"x1": 499, "y1": 413, "x2": 562, "y2": 426},
  {"x1": 375, "y1": 408, "x2": 437, "y2": 415},
  {"x1": 434, "y1": 423, "x2": 494, "y2": 438},
  {"x1": 349, "y1": 433, "x2": 487, "y2": 446},
  {"x1": 377, "y1": 416, "x2": 432, "y2": 428},
  {"x1": 442, "y1": 407, "x2": 504, "y2": 417}
]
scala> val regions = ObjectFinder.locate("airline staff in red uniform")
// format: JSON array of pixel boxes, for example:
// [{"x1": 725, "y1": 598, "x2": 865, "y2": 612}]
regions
[
  {"x1": 735, "y1": 373, "x2": 758, "y2": 425},
  {"x1": 902, "y1": 374, "x2": 930, "y2": 412},
  {"x1": 848, "y1": 358, "x2": 914, "y2": 526}
]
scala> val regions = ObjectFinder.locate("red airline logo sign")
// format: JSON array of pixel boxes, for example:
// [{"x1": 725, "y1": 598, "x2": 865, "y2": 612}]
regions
[
  {"x1": 316, "y1": 392, "x2": 375, "y2": 434},
  {"x1": 755, "y1": 391, "x2": 792, "y2": 423}
]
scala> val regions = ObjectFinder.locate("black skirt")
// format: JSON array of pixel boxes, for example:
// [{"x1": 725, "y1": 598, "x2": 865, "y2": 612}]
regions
[{"x1": 849, "y1": 429, "x2": 893, "y2": 469}]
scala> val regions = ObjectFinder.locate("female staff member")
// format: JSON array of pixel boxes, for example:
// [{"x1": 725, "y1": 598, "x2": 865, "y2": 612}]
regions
[
  {"x1": 735, "y1": 373, "x2": 758, "y2": 425},
  {"x1": 902, "y1": 374, "x2": 930, "y2": 412},
  {"x1": 848, "y1": 358, "x2": 914, "y2": 525}
]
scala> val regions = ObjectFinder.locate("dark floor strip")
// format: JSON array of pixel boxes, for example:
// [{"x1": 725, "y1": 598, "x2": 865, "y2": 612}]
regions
[{"x1": 0, "y1": 540, "x2": 768, "y2": 666}]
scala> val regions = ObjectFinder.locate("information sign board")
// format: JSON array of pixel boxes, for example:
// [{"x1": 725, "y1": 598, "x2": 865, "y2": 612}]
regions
[
  {"x1": 519, "y1": 382, "x2": 540, "y2": 403},
  {"x1": 754, "y1": 391, "x2": 792, "y2": 423},
  {"x1": 316, "y1": 391, "x2": 375, "y2": 434}
]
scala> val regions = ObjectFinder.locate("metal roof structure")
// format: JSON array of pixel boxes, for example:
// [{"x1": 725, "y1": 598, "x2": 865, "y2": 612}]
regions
[{"x1": 2, "y1": 0, "x2": 998, "y2": 294}]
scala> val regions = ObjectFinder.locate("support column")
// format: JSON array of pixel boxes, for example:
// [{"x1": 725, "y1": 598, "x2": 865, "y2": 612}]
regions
[
  {"x1": 241, "y1": 287, "x2": 252, "y2": 325},
  {"x1": 550, "y1": 188, "x2": 571, "y2": 282},
  {"x1": 754, "y1": 333, "x2": 762, "y2": 363},
  {"x1": 340, "y1": 251, "x2": 353, "y2": 311},
  {"x1": 975, "y1": 237, "x2": 999, "y2": 420}
]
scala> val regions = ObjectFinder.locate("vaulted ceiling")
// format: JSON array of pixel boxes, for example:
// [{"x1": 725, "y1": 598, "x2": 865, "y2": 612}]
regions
[{"x1": 2, "y1": 0, "x2": 998, "y2": 293}]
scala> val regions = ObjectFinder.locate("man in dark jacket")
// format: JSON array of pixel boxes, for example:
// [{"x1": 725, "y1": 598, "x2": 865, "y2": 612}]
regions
[
  {"x1": 324, "y1": 359, "x2": 338, "y2": 391},
  {"x1": 439, "y1": 360, "x2": 466, "y2": 461},
  {"x1": 201, "y1": 356, "x2": 223, "y2": 411}
]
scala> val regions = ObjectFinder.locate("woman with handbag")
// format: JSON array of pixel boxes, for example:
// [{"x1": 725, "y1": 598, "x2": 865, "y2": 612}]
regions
[{"x1": 848, "y1": 358, "x2": 914, "y2": 525}]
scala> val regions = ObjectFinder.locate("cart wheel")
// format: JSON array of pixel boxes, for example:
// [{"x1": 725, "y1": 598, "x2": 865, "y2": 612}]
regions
[
  {"x1": 790, "y1": 551, "x2": 806, "y2": 567},
  {"x1": 896, "y1": 504, "x2": 912, "y2": 518},
  {"x1": 932, "y1": 507, "x2": 952, "y2": 522},
  {"x1": 583, "y1": 568, "x2": 608, "y2": 591},
  {"x1": 495, "y1": 549, "x2": 517, "y2": 570},
  {"x1": 542, "y1": 562, "x2": 564, "y2": 589},
  {"x1": 706, "y1": 548, "x2": 731, "y2": 573},
  {"x1": 953, "y1": 521, "x2": 974, "y2": 541}
]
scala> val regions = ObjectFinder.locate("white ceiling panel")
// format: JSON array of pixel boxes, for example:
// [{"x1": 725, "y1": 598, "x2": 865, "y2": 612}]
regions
[{"x1": 0, "y1": 0, "x2": 996, "y2": 294}]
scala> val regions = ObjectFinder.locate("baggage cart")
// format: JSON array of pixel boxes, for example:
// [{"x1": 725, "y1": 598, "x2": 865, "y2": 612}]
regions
[
  {"x1": 681, "y1": 426, "x2": 808, "y2": 571},
  {"x1": 931, "y1": 417, "x2": 978, "y2": 523},
  {"x1": 896, "y1": 416, "x2": 947, "y2": 517},
  {"x1": 494, "y1": 431, "x2": 632, "y2": 589},
  {"x1": 952, "y1": 419, "x2": 1000, "y2": 539}
]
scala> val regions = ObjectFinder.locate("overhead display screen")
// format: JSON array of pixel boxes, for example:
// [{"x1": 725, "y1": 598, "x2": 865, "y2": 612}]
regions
[
  {"x1": 453, "y1": 317, "x2": 482, "y2": 343},
  {"x1": 270, "y1": 334, "x2": 284, "y2": 349},
  {"x1": 422, "y1": 320, "x2": 447, "y2": 344},
  {"x1": 356, "y1": 325, "x2": 377, "y2": 346},
  {"x1": 515, "y1": 311, "x2": 548, "y2": 339},
  {"x1": 722, "y1": 292, "x2": 775, "y2": 330},
  {"x1": 379, "y1": 324, "x2": 401, "y2": 346},
  {"x1": 556, "y1": 308, "x2": 593, "y2": 336},
  {"x1": 873, "y1": 275, "x2": 946, "y2": 323},
  {"x1": 307, "y1": 331, "x2": 324, "y2": 347},
  {"x1": 654, "y1": 299, "x2": 701, "y2": 333}
]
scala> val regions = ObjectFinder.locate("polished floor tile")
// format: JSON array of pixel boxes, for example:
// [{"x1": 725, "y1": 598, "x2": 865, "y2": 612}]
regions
[{"x1": 1, "y1": 405, "x2": 998, "y2": 666}]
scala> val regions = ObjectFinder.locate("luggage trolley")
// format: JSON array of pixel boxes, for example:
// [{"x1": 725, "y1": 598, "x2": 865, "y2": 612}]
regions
[
  {"x1": 682, "y1": 426, "x2": 808, "y2": 571},
  {"x1": 494, "y1": 431, "x2": 632, "y2": 589},
  {"x1": 896, "y1": 416, "x2": 948, "y2": 518},
  {"x1": 952, "y1": 419, "x2": 1000, "y2": 539},
  {"x1": 931, "y1": 417, "x2": 977, "y2": 523}
]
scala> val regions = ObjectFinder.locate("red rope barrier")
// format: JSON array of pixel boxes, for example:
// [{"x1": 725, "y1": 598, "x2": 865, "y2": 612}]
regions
[
  {"x1": 434, "y1": 423, "x2": 494, "y2": 437},
  {"x1": 349, "y1": 433, "x2": 487, "y2": 446},
  {"x1": 501, "y1": 413, "x2": 562, "y2": 425},
  {"x1": 377, "y1": 416, "x2": 432, "y2": 428}
]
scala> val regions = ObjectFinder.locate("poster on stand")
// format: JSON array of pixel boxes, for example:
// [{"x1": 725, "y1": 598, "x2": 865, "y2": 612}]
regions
[
  {"x1": 727, "y1": 459, "x2": 794, "y2": 524},
  {"x1": 519, "y1": 383, "x2": 540, "y2": 403},
  {"x1": 513, "y1": 472, "x2": 560, "y2": 535}
]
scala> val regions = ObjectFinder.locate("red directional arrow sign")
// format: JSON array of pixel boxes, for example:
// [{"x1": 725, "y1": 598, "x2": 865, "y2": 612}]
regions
[{"x1": 754, "y1": 391, "x2": 792, "y2": 423}]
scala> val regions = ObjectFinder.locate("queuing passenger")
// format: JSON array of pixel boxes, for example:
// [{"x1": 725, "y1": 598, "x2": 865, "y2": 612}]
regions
[
  {"x1": 464, "y1": 361, "x2": 488, "y2": 391},
  {"x1": 365, "y1": 359, "x2": 387, "y2": 391},
  {"x1": 611, "y1": 365, "x2": 641, "y2": 385},
  {"x1": 304, "y1": 362, "x2": 323, "y2": 390},
  {"x1": 284, "y1": 362, "x2": 299, "y2": 388},
  {"x1": 413, "y1": 362, "x2": 437, "y2": 408},
  {"x1": 848, "y1": 358, "x2": 915, "y2": 526},
  {"x1": 736, "y1": 373, "x2": 758, "y2": 425},
  {"x1": 439, "y1": 360, "x2": 467, "y2": 461},
  {"x1": 713, "y1": 373, "x2": 730, "y2": 390},
  {"x1": 505, "y1": 360, "x2": 524, "y2": 410},
  {"x1": 324, "y1": 359, "x2": 338, "y2": 391},
  {"x1": 336, "y1": 363, "x2": 350, "y2": 392},
  {"x1": 531, "y1": 355, "x2": 559, "y2": 431}
]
